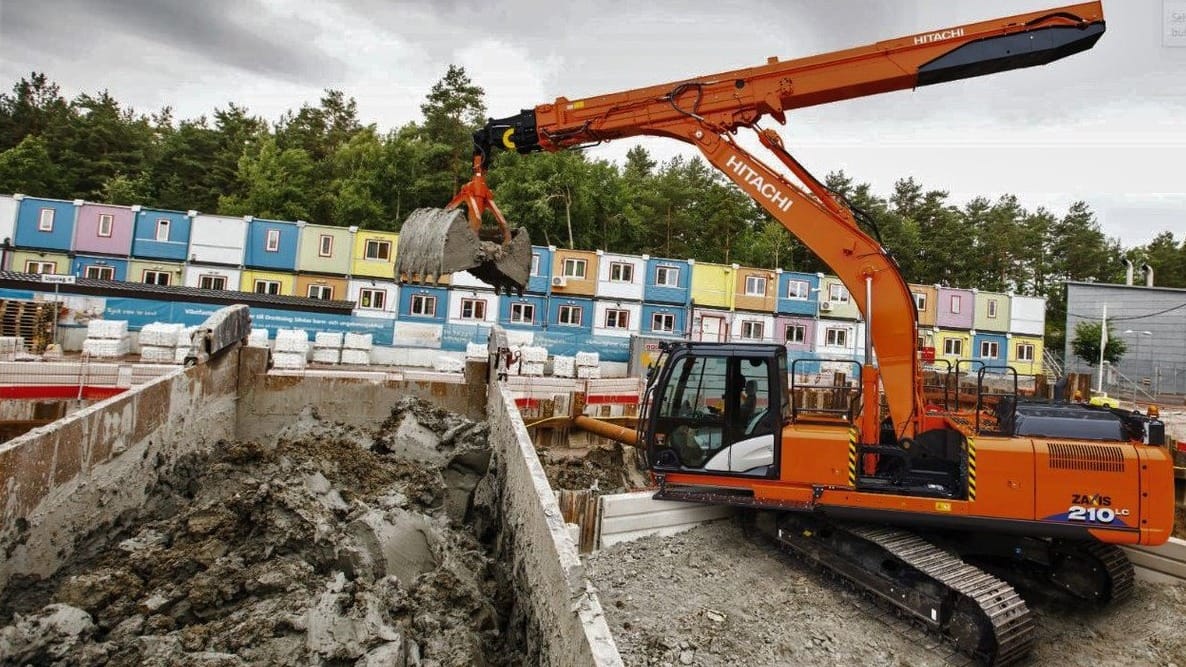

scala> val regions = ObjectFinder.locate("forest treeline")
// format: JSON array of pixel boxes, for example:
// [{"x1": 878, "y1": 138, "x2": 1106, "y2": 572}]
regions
[{"x1": 0, "y1": 67, "x2": 1179, "y2": 352}]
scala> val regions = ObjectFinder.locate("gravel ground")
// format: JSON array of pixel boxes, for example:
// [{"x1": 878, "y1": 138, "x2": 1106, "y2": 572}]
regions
[{"x1": 585, "y1": 519, "x2": 1186, "y2": 667}]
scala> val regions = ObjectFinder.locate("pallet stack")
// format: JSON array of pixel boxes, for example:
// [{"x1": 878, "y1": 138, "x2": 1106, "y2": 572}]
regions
[
  {"x1": 0, "y1": 299, "x2": 56, "y2": 354},
  {"x1": 341, "y1": 333, "x2": 372, "y2": 366},
  {"x1": 83, "y1": 320, "x2": 131, "y2": 358}
]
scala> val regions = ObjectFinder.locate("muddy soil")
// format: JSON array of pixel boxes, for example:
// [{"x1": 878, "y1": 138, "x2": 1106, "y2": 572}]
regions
[
  {"x1": 0, "y1": 397, "x2": 518, "y2": 667},
  {"x1": 585, "y1": 520, "x2": 1186, "y2": 667},
  {"x1": 536, "y1": 441, "x2": 649, "y2": 493}
]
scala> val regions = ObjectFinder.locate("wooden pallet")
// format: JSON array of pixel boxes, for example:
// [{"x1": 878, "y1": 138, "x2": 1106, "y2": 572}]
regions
[{"x1": 0, "y1": 299, "x2": 57, "y2": 354}]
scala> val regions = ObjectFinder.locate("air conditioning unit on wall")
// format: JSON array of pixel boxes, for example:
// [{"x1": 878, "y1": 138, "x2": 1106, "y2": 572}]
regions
[
  {"x1": 551, "y1": 276, "x2": 567, "y2": 287},
  {"x1": 819, "y1": 301, "x2": 834, "y2": 312}
]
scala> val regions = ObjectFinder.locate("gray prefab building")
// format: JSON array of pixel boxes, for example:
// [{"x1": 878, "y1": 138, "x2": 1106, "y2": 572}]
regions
[{"x1": 1065, "y1": 281, "x2": 1186, "y2": 396}]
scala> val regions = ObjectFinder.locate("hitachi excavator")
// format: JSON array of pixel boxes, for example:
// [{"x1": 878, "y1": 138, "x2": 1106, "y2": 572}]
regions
[{"x1": 398, "y1": 3, "x2": 1177, "y2": 664}]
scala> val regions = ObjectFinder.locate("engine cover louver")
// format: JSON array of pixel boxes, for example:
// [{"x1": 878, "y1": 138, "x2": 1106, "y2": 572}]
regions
[{"x1": 1047, "y1": 442, "x2": 1125, "y2": 473}]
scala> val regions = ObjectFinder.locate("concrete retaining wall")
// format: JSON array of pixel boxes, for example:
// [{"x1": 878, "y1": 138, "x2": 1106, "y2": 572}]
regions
[
  {"x1": 235, "y1": 360, "x2": 484, "y2": 439},
  {"x1": 1123, "y1": 537, "x2": 1186, "y2": 584},
  {"x1": 597, "y1": 491, "x2": 735, "y2": 549},
  {"x1": 0, "y1": 348, "x2": 244, "y2": 592},
  {"x1": 486, "y1": 329, "x2": 622, "y2": 666}
]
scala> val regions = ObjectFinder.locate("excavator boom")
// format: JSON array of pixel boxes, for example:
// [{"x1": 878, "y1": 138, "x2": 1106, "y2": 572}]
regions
[{"x1": 401, "y1": 1, "x2": 1105, "y2": 437}]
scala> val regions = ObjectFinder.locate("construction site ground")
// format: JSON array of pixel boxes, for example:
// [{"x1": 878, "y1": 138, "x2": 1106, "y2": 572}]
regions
[
  {"x1": 0, "y1": 398, "x2": 517, "y2": 666},
  {"x1": 585, "y1": 519, "x2": 1186, "y2": 667}
]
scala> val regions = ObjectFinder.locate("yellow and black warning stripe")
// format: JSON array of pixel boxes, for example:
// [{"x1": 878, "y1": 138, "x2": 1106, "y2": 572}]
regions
[
  {"x1": 966, "y1": 435, "x2": 977, "y2": 501},
  {"x1": 848, "y1": 427, "x2": 859, "y2": 487}
]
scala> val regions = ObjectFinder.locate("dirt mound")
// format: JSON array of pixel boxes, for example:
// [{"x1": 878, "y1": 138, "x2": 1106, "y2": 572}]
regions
[
  {"x1": 537, "y1": 441, "x2": 650, "y2": 493},
  {"x1": 585, "y1": 519, "x2": 1186, "y2": 667},
  {"x1": 0, "y1": 397, "x2": 517, "y2": 667}
]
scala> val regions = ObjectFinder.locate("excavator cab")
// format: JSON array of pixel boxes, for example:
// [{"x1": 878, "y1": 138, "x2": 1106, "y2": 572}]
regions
[{"x1": 645, "y1": 343, "x2": 788, "y2": 478}]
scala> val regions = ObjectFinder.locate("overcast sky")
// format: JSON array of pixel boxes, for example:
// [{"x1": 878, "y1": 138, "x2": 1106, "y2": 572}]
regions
[{"x1": 2, "y1": 0, "x2": 1185, "y2": 248}]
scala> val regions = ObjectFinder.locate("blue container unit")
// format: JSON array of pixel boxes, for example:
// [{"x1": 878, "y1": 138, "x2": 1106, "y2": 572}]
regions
[
  {"x1": 641, "y1": 303, "x2": 688, "y2": 338},
  {"x1": 527, "y1": 246, "x2": 553, "y2": 294},
  {"x1": 643, "y1": 257, "x2": 691, "y2": 305},
  {"x1": 498, "y1": 294, "x2": 548, "y2": 331},
  {"x1": 397, "y1": 285, "x2": 449, "y2": 324},
  {"x1": 972, "y1": 332, "x2": 1010, "y2": 372},
  {"x1": 547, "y1": 296, "x2": 594, "y2": 333},
  {"x1": 132, "y1": 208, "x2": 192, "y2": 261},
  {"x1": 14, "y1": 197, "x2": 77, "y2": 251},
  {"x1": 243, "y1": 218, "x2": 299, "y2": 271},
  {"x1": 71, "y1": 256, "x2": 129, "y2": 281},
  {"x1": 777, "y1": 271, "x2": 820, "y2": 316}
]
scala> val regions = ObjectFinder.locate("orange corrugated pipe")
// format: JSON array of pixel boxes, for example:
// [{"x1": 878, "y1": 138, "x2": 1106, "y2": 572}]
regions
[{"x1": 572, "y1": 415, "x2": 640, "y2": 446}]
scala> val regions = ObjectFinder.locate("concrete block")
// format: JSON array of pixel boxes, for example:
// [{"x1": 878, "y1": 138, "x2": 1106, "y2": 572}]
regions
[
  {"x1": 598, "y1": 491, "x2": 735, "y2": 549},
  {"x1": 575, "y1": 351, "x2": 599, "y2": 367},
  {"x1": 519, "y1": 362, "x2": 544, "y2": 376},
  {"x1": 173, "y1": 348, "x2": 190, "y2": 364},
  {"x1": 465, "y1": 342, "x2": 488, "y2": 360}
]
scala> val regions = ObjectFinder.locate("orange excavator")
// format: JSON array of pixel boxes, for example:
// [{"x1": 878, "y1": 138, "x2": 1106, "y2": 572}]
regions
[{"x1": 399, "y1": 3, "x2": 1176, "y2": 664}]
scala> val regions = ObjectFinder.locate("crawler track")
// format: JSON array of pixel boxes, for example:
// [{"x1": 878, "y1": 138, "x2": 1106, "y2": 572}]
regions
[{"x1": 751, "y1": 513, "x2": 1035, "y2": 666}]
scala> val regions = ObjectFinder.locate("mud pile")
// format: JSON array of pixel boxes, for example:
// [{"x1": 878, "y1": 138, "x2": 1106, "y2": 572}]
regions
[{"x1": 0, "y1": 397, "x2": 517, "y2": 666}]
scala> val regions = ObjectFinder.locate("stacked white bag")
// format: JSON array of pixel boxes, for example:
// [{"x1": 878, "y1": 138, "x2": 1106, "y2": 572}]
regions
[
  {"x1": 247, "y1": 328, "x2": 269, "y2": 348},
  {"x1": 174, "y1": 326, "x2": 198, "y2": 363},
  {"x1": 273, "y1": 329, "x2": 310, "y2": 369},
  {"x1": 341, "y1": 332, "x2": 372, "y2": 366},
  {"x1": 138, "y1": 322, "x2": 184, "y2": 363},
  {"x1": 519, "y1": 345, "x2": 547, "y2": 376},
  {"x1": 552, "y1": 355, "x2": 576, "y2": 378},
  {"x1": 576, "y1": 351, "x2": 601, "y2": 379},
  {"x1": 312, "y1": 331, "x2": 343, "y2": 364},
  {"x1": 433, "y1": 356, "x2": 465, "y2": 373},
  {"x1": 83, "y1": 320, "x2": 131, "y2": 358}
]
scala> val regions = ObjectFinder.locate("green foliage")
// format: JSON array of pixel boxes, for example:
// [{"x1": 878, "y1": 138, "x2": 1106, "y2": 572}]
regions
[
  {"x1": 0, "y1": 135, "x2": 62, "y2": 196},
  {"x1": 1070, "y1": 320, "x2": 1127, "y2": 368},
  {"x1": 0, "y1": 68, "x2": 1161, "y2": 359}
]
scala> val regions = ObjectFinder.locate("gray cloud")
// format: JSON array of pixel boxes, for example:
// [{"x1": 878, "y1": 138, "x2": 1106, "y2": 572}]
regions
[{"x1": 0, "y1": 0, "x2": 346, "y2": 83}]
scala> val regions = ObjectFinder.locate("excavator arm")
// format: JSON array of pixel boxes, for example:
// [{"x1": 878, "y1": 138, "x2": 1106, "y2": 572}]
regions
[{"x1": 399, "y1": 2, "x2": 1105, "y2": 438}]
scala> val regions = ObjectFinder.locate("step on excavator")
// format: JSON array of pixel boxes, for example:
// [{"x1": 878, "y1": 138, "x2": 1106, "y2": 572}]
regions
[{"x1": 399, "y1": 3, "x2": 1177, "y2": 664}]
